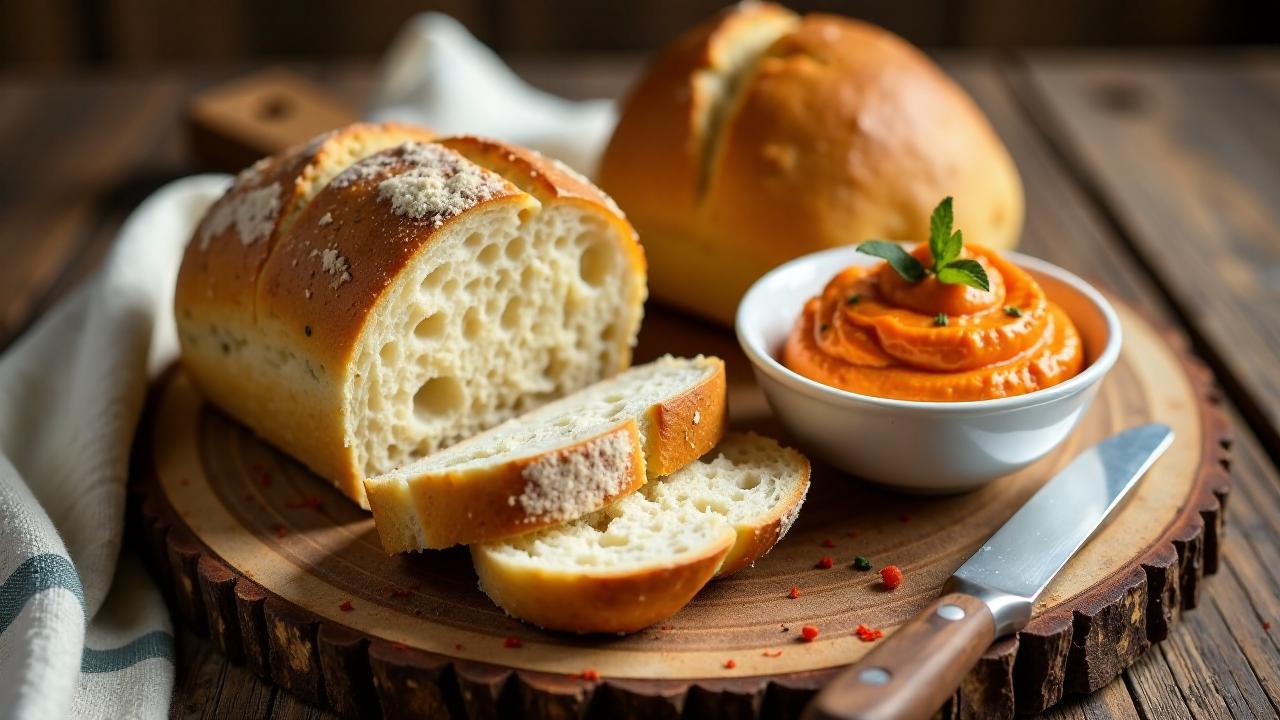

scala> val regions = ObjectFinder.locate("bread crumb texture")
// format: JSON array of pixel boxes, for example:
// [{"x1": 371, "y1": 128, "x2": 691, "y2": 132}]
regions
[
  {"x1": 480, "y1": 433, "x2": 808, "y2": 571},
  {"x1": 517, "y1": 429, "x2": 635, "y2": 523}
]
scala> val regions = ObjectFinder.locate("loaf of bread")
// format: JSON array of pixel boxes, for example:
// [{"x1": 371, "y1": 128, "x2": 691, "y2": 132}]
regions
[
  {"x1": 598, "y1": 2, "x2": 1023, "y2": 324},
  {"x1": 472, "y1": 433, "x2": 810, "y2": 633},
  {"x1": 176, "y1": 124, "x2": 647, "y2": 508},
  {"x1": 364, "y1": 355, "x2": 726, "y2": 551}
]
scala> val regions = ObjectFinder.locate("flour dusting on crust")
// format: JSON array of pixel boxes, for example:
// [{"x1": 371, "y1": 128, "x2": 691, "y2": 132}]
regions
[
  {"x1": 517, "y1": 428, "x2": 636, "y2": 523},
  {"x1": 311, "y1": 245, "x2": 352, "y2": 289},
  {"x1": 199, "y1": 183, "x2": 281, "y2": 250}
]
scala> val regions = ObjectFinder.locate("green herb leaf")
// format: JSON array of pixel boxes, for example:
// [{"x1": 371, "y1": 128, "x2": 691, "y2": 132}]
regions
[
  {"x1": 853, "y1": 556, "x2": 872, "y2": 571},
  {"x1": 1004, "y1": 306, "x2": 1022, "y2": 317},
  {"x1": 936, "y1": 258, "x2": 990, "y2": 291},
  {"x1": 934, "y1": 313, "x2": 948, "y2": 327},
  {"x1": 929, "y1": 197, "x2": 958, "y2": 269},
  {"x1": 857, "y1": 241, "x2": 925, "y2": 283}
]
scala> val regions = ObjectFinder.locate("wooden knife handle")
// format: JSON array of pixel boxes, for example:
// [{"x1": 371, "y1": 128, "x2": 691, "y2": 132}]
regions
[{"x1": 802, "y1": 593, "x2": 996, "y2": 720}]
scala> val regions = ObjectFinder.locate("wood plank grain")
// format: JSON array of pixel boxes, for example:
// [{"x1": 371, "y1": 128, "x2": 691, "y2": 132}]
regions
[{"x1": 1013, "y1": 51, "x2": 1280, "y2": 462}]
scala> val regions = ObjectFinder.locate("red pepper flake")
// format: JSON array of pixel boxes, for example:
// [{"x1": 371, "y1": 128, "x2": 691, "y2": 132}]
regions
[
  {"x1": 580, "y1": 669, "x2": 600, "y2": 681},
  {"x1": 899, "y1": 514, "x2": 911, "y2": 523},
  {"x1": 258, "y1": 473, "x2": 271, "y2": 487},
  {"x1": 454, "y1": 643, "x2": 464, "y2": 651},
  {"x1": 1264, "y1": 621, "x2": 1272, "y2": 631},
  {"x1": 391, "y1": 642, "x2": 408, "y2": 652},
  {"x1": 880, "y1": 565, "x2": 903, "y2": 590},
  {"x1": 274, "y1": 524, "x2": 288, "y2": 539},
  {"x1": 338, "y1": 599, "x2": 354, "y2": 612},
  {"x1": 762, "y1": 650, "x2": 783, "y2": 658},
  {"x1": 788, "y1": 586, "x2": 800, "y2": 599},
  {"x1": 800, "y1": 625, "x2": 820, "y2": 641},
  {"x1": 855, "y1": 624, "x2": 884, "y2": 642},
  {"x1": 816, "y1": 556, "x2": 834, "y2": 569},
  {"x1": 285, "y1": 495, "x2": 323, "y2": 510},
  {"x1": 723, "y1": 659, "x2": 737, "y2": 669},
  {"x1": 503, "y1": 636, "x2": 522, "y2": 649},
  {"x1": 388, "y1": 587, "x2": 413, "y2": 599},
  {"x1": 820, "y1": 538, "x2": 836, "y2": 548}
]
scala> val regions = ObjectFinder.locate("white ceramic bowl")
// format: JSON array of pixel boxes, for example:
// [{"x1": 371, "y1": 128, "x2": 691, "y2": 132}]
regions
[{"x1": 735, "y1": 245, "x2": 1122, "y2": 493}]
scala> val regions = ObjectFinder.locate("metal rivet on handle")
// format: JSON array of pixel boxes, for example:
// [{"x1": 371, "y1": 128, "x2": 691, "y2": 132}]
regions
[
  {"x1": 859, "y1": 667, "x2": 891, "y2": 686},
  {"x1": 936, "y1": 604, "x2": 966, "y2": 621}
]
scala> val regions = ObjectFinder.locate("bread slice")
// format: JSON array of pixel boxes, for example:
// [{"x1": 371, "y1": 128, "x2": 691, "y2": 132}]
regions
[
  {"x1": 365, "y1": 355, "x2": 727, "y2": 551},
  {"x1": 471, "y1": 433, "x2": 810, "y2": 634},
  {"x1": 176, "y1": 128, "x2": 646, "y2": 508}
]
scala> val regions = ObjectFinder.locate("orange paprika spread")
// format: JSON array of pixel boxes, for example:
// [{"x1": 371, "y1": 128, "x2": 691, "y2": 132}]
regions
[{"x1": 783, "y1": 244, "x2": 1084, "y2": 402}]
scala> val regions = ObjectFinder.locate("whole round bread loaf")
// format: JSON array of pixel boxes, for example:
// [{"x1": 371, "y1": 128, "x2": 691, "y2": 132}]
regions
[
  {"x1": 176, "y1": 123, "x2": 647, "y2": 508},
  {"x1": 598, "y1": 2, "x2": 1023, "y2": 325}
]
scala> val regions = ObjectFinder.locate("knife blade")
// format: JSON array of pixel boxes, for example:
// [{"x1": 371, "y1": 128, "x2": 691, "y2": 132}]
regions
[{"x1": 803, "y1": 423, "x2": 1174, "y2": 720}]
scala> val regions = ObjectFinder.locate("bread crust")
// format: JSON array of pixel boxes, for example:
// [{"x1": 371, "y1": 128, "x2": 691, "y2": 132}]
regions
[
  {"x1": 472, "y1": 526, "x2": 735, "y2": 634},
  {"x1": 177, "y1": 128, "x2": 646, "y2": 509},
  {"x1": 644, "y1": 356, "x2": 727, "y2": 477},
  {"x1": 599, "y1": 3, "x2": 1023, "y2": 325},
  {"x1": 365, "y1": 356, "x2": 728, "y2": 551}
]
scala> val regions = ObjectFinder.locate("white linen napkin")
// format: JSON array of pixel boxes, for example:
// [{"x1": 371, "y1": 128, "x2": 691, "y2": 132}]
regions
[{"x1": 0, "y1": 13, "x2": 615, "y2": 720}]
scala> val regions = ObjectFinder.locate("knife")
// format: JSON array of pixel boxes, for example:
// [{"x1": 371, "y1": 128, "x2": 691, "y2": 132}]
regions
[{"x1": 802, "y1": 423, "x2": 1175, "y2": 720}]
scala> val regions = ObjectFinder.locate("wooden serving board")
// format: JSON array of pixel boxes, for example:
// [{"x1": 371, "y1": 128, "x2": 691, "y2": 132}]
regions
[{"x1": 134, "y1": 299, "x2": 1230, "y2": 720}]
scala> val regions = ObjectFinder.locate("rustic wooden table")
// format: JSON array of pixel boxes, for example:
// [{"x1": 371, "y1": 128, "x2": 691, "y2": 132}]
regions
[{"x1": 2, "y1": 52, "x2": 1278, "y2": 719}]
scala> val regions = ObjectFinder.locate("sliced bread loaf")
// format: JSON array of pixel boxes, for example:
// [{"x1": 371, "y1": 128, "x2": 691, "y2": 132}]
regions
[
  {"x1": 471, "y1": 432, "x2": 810, "y2": 633},
  {"x1": 177, "y1": 126, "x2": 647, "y2": 508},
  {"x1": 364, "y1": 355, "x2": 727, "y2": 551}
]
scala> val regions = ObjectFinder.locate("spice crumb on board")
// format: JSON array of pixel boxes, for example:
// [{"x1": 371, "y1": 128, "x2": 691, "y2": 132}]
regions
[
  {"x1": 503, "y1": 636, "x2": 523, "y2": 649},
  {"x1": 285, "y1": 495, "x2": 323, "y2": 510},
  {"x1": 800, "y1": 625, "x2": 820, "y2": 641},
  {"x1": 338, "y1": 599, "x2": 354, "y2": 612},
  {"x1": 853, "y1": 555, "x2": 873, "y2": 571},
  {"x1": 580, "y1": 669, "x2": 600, "y2": 681},
  {"x1": 855, "y1": 624, "x2": 884, "y2": 642},
  {"x1": 723, "y1": 659, "x2": 737, "y2": 669},
  {"x1": 388, "y1": 587, "x2": 412, "y2": 598},
  {"x1": 455, "y1": 643, "x2": 464, "y2": 651},
  {"x1": 816, "y1": 556, "x2": 834, "y2": 569},
  {"x1": 762, "y1": 650, "x2": 783, "y2": 658},
  {"x1": 880, "y1": 565, "x2": 903, "y2": 589},
  {"x1": 820, "y1": 538, "x2": 836, "y2": 548},
  {"x1": 274, "y1": 525, "x2": 287, "y2": 539},
  {"x1": 788, "y1": 585, "x2": 800, "y2": 599},
  {"x1": 1264, "y1": 621, "x2": 1272, "y2": 631},
  {"x1": 392, "y1": 642, "x2": 408, "y2": 652}
]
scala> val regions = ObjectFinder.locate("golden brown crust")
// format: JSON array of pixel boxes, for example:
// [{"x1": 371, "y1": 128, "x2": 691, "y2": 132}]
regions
[
  {"x1": 368, "y1": 422, "x2": 648, "y2": 552},
  {"x1": 599, "y1": 4, "x2": 1023, "y2": 325},
  {"x1": 472, "y1": 528, "x2": 734, "y2": 634},
  {"x1": 644, "y1": 357, "x2": 727, "y2": 477}
]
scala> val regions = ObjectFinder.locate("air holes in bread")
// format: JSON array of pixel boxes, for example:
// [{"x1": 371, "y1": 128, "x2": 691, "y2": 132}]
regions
[
  {"x1": 501, "y1": 297, "x2": 522, "y2": 329},
  {"x1": 578, "y1": 237, "x2": 614, "y2": 287},
  {"x1": 735, "y1": 473, "x2": 762, "y2": 490},
  {"x1": 478, "y1": 242, "x2": 501, "y2": 265},
  {"x1": 415, "y1": 312, "x2": 446, "y2": 339},
  {"x1": 414, "y1": 377, "x2": 465, "y2": 419}
]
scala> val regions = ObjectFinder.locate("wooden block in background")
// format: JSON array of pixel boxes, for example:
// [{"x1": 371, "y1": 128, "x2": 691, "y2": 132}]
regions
[{"x1": 186, "y1": 68, "x2": 357, "y2": 173}]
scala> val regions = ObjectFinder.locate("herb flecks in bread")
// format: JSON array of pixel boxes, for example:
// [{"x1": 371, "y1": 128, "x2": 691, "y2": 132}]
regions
[{"x1": 472, "y1": 433, "x2": 811, "y2": 634}]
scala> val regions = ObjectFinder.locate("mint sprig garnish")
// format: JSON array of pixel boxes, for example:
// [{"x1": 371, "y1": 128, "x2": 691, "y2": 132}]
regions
[{"x1": 855, "y1": 197, "x2": 990, "y2": 292}]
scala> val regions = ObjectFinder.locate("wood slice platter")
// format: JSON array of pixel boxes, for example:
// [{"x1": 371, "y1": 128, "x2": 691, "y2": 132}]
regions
[{"x1": 133, "y1": 298, "x2": 1230, "y2": 719}]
